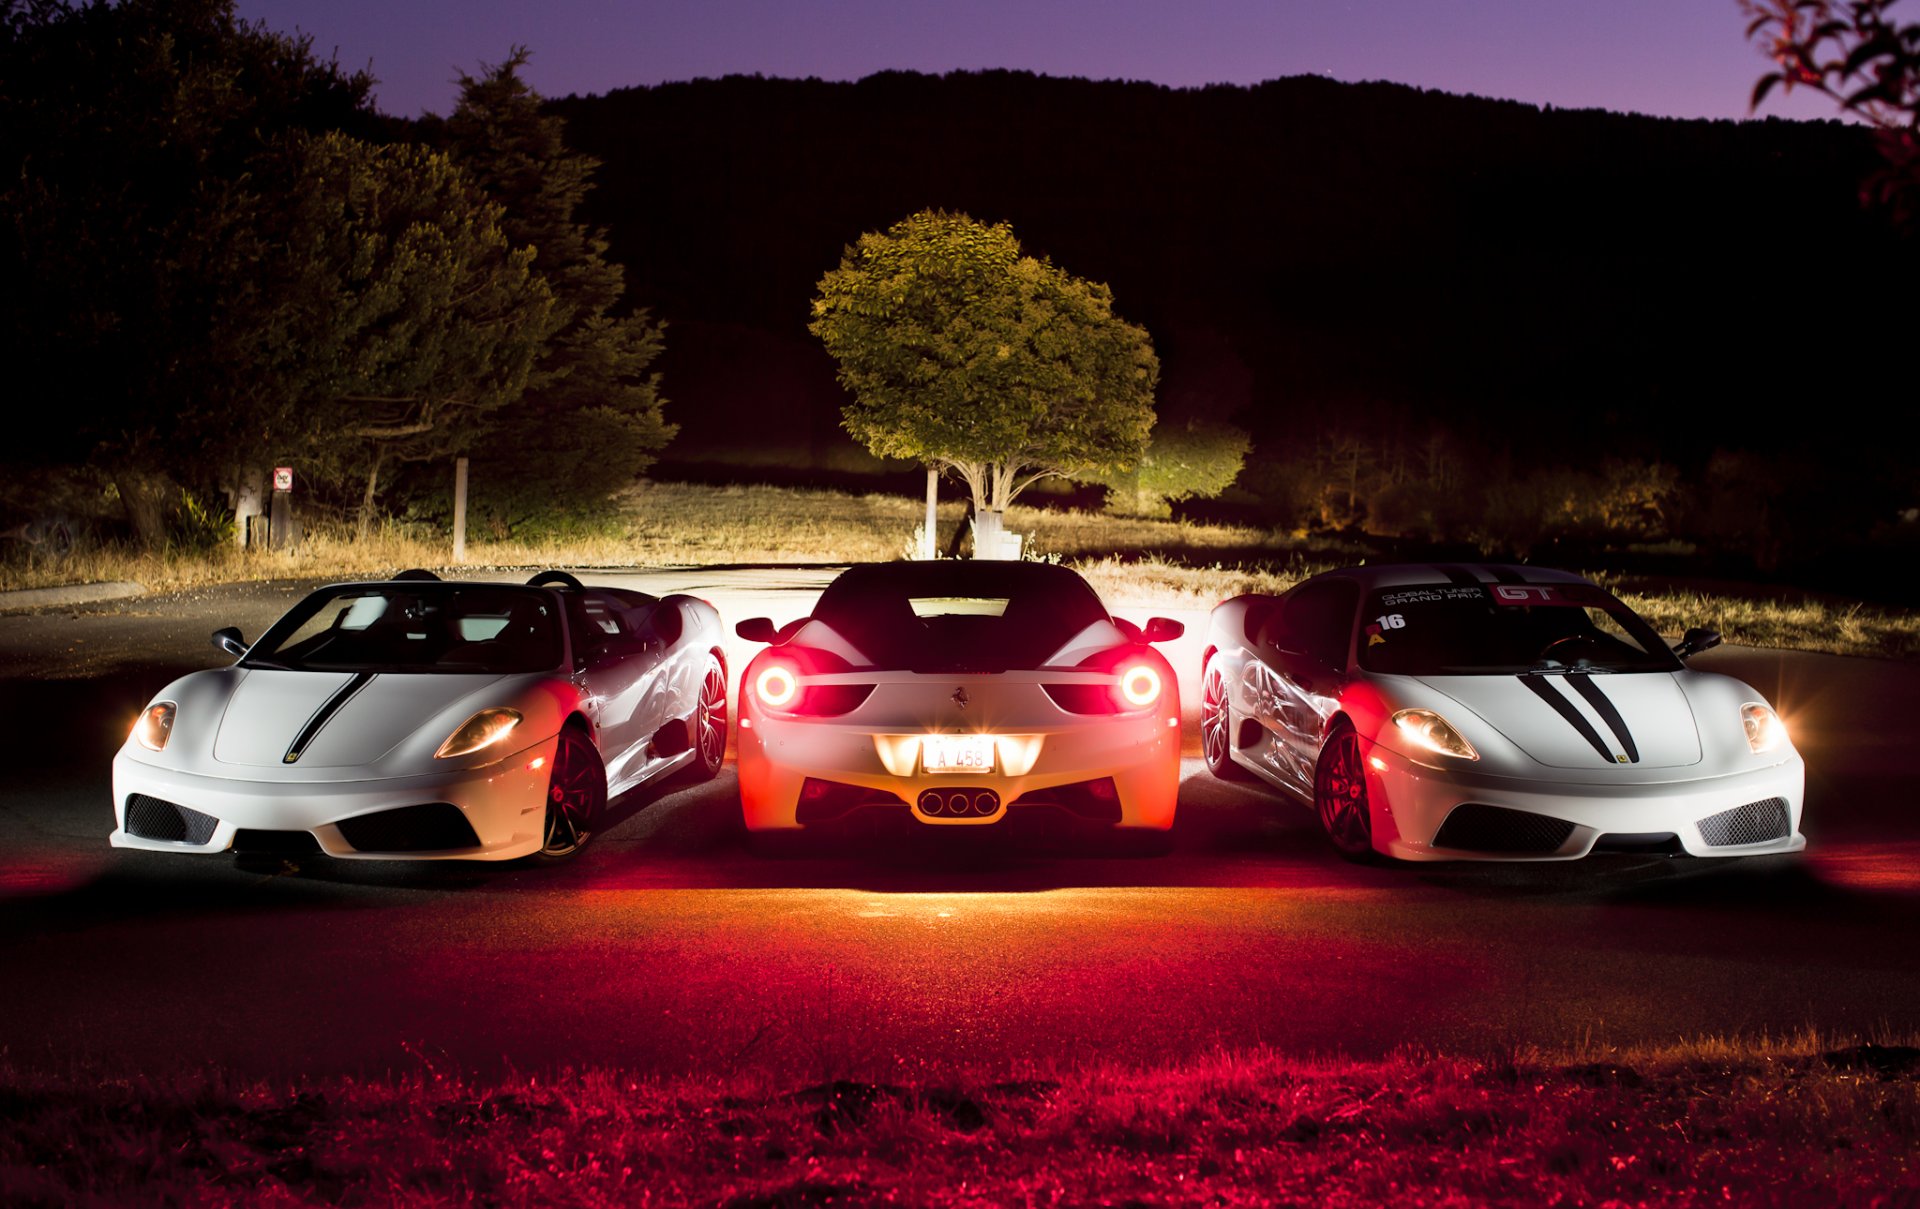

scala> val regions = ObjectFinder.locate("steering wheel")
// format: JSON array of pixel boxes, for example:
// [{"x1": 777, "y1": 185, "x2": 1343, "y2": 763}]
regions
[
  {"x1": 526, "y1": 570, "x2": 585, "y2": 590},
  {"x1": 1537, "y1": 634, "x2": 1597, "y2": 662}
]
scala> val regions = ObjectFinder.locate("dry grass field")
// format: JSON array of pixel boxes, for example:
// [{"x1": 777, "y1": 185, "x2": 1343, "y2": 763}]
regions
[
  {"x1": 5, "y1": 481, "x2": 1918, "y2": 659},
  {"x1": 3, "y1": 1033, "x2": 1914, "y2": 1206}
]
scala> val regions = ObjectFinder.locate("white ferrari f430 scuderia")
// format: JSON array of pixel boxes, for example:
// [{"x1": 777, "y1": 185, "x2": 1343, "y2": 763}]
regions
[
  {"x1": 1200, "y1": 563, "x2": 1805, "y2": 861},
  {"x1": 111, "y1": 570, "x2": 727, "y2": 863}
]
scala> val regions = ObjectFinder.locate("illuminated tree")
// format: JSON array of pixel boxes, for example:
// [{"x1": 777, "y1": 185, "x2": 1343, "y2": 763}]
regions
[
  {"x1": 810, "y1": 210, "x2": 1158, "y2": 551},
  {"x1": 1744, "y1": 0, "x2": 1920, "y2": 224}
]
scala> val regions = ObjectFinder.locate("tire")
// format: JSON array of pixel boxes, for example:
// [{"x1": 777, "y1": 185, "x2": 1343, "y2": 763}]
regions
[
  {"x1": 690, "y1": 659, "x2": 727, "y2": 781},
  {"x1": 1313, "y1": 723, "x2": 1377, "y2": 862},
  {"x1": 532, "y1": 728, "x2": 606, "y2": 864},
  {"x1": 1200, "y1": 659, "x2": 1251, "y2": 781}
]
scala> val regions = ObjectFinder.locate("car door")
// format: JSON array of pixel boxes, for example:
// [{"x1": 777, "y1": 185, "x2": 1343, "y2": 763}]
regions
[
  {"x1": 1251, "y1": 577, "x2": 1360, "y2": 789},
  {"x1": 624, "y1": 597, "x2": 693, "y2": 753},
  {"x1": 568, "y1": 591, "x2": 658, "y2": 785}
]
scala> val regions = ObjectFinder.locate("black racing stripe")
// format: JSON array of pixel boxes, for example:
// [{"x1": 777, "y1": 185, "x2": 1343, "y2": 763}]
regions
[
  {"x1": 1432, "y1": 564, "x2": 1481, "y2": 586},
  {"x1": 1518, "y1": 675, "x2": 1619, "y2": 764},
  {"x1": 283, "y1": 672, "x2": 375, "y2": 765},
  {"x1": 1486, "y1": 565, "x2": 1527, "y2": 584},
  {"x1": 1565, "y1": 673, "x2": 1639, "y2": 764}
]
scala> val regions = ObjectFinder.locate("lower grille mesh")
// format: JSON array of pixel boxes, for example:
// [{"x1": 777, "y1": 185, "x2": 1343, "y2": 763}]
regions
[
  {"x1": 1697, "y1": 797, "x2": 1790, "y2": 847},
  {"x1": 124, "y1": 794, "x2": 219, "y2": 844},
  {"x1": 335, "y1": 803, "x2": 479, "y2": 853},
  {"x1": 1432, "y1": 804, "x2": 1577, "y2": 854}
]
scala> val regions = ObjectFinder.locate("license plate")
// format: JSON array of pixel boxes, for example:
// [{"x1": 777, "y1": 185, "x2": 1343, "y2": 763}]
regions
[{"x1": 922, "y1": 735, "x2": 995, "y2": 774}]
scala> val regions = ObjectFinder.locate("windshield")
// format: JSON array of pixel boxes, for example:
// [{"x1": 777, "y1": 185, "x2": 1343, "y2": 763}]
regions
[
  {"x1": 242, "y1": 585, "x2": 563, "y2": 674},
  {"x1": 1358, "y1": 582, "x2": 1680, "y2": 676},
  {"x1": 811, "y1": 562, "x2": 1110, "y2": 672}
]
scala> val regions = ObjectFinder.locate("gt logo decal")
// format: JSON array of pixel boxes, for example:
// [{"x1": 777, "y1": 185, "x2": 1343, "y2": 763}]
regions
[{"x1": 1494, "y1": 585, "x2": 1557, "y2": 603}]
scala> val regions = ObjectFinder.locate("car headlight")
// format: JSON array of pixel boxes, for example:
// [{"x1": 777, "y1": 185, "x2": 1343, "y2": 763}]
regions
[
  {"x1": 436, "y1": 708, "x2": 523, "y2": 759},
  {"x1": 1392, "y1": 708, "x2": 1479, "y2": 761},
  {"x1": 132, "y1": 702, "x2": 176, "y2": 752},
  {"x1": 1741, "y1": 702, "x2": 1787, "y2": 754}
]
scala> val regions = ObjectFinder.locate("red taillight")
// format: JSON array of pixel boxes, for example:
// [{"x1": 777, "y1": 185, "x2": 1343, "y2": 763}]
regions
[
  {"x1": 749, "y1": 660, "x2": 874, "y2": 716},
  {"x1": 1119, "y1": 664, "x2": 1161, "y2": 707},
  {"x1": 1043, "y1": 660, "x2": 1166, "y2": 715},
  {"x1": 754, "y1": 664, "x2": 798, "y2": 708}
]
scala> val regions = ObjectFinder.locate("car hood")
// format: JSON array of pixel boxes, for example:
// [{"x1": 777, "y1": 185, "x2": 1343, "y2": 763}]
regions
[
  {"x1": 211, "y1": 669, "x2": 511, "y2": 768},
  {"x1": 1413, "y1": 671, "x2": 1703, "y2": 769}
]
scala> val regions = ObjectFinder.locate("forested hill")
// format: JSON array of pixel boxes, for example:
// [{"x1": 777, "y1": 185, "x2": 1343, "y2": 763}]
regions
[{"x1": 547, "y1": 69, "x2": 1907, "y2": 486}]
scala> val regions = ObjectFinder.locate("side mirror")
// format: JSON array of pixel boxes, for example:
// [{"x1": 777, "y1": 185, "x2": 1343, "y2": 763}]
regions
[
  {"x1": 1673, "y1": 626, "x2": 1722, "y2": 659},
  {"x1": 735, "y1": 617, "x2": 777, "y2": 644},
  {"x1": 211, "y1": 626, "x2": 249, "y2": 657},
  {"x1": 1142, "y1": 617, "x2": 1185, "y2": 643}
]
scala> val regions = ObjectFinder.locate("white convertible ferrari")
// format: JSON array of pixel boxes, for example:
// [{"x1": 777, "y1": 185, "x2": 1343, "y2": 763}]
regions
[
  {"x1": 734, "y1": 561, "x2": 1183, "y2": 835},
  {"x1": 110, "y1": 570, "x2": 727, "y2": 863},
  {"x1": 1200, "y1": 564, "x2": 1805, "y2": 861}
]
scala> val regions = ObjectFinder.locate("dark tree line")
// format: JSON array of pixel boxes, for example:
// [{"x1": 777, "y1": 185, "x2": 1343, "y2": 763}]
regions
[
  {"x1": 6, "y1": 6, "x2": 1914, "y2": 587},
  {"x1": 548, "y1": 70, "x2": 1919, "y2": 590},
  {"x1": 0, "y1": 2, "x2": 671, "y2": 549}
]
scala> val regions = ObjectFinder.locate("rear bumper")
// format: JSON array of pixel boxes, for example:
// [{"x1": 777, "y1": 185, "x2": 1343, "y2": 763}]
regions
[
  {"x1": 1366, "y1": 740, "x2": 1807, "y2": 861},
  {"x1": 108, "y1": 735, "x2": 559, "y2": 861},
  {"x1": 737, "y1": 707, "x2": 1181, "y2": 831}
]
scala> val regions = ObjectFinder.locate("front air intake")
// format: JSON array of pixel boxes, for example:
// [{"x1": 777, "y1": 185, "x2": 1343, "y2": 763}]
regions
[
  {"x1": 124, "y1": 794, "x2": 220, "y2": 844},
  {"x1": 335, "y1": 803, "x2": 480, "y2": 853},
  {"x1": 1696, "y1": 798, "x2": 1790, "y2": 847},
  {"x1": 232, "y1": 829, "x2": 323, "y2": 856},
  {"x1": 1431, "y1": 804, "x2": 1577, "y2": 854}
]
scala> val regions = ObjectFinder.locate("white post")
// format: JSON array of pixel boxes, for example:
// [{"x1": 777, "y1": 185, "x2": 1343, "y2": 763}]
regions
[
  {"x1": 923, "y1": 466, "x2": 937, "y2": 560},
  {"x1": 452, "y1": 457, "x2": 469, "y2": 564},
  {"x1": 973, "y1": 509, "x2": 1006, "y2": 558}
]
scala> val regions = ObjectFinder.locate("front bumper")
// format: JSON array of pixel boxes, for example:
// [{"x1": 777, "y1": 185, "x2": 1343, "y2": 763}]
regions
[
  {"x1": 1365, "y1": 739, "x2": 1807, "y2": 861},
  {"x1": 108, "y1": 734, "x2": 559, "y2": 861},
  {"x1": 737, "y1": 708, "x2": 1181, "y2": 831}
]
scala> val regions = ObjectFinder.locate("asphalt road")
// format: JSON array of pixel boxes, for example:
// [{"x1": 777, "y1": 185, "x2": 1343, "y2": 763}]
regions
[{"x1": 2, "y1": 568, "x2": 1917, "y2": 1083}]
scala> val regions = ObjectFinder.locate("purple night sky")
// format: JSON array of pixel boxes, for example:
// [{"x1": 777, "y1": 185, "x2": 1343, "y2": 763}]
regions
[{"x1": 235, "y1": 0, "x2": 1844, "y2": 124}]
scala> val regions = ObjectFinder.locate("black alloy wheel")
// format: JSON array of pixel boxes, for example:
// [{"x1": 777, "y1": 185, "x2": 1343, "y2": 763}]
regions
[
  {"x1": 693, "y1": 661, "x2": 727, "y2": 780},
  {"x1": 536, "y1": 728, "x2": 606, "y2": 863},
  {"x1": 1313, "y1": 724, "x2": 1376, "y2": 861}
]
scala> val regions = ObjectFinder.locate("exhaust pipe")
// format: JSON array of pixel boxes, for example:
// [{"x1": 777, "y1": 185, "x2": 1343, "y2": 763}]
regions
[{"x1": 917, "y1": 789, "x2": 1001, "y2": 818}]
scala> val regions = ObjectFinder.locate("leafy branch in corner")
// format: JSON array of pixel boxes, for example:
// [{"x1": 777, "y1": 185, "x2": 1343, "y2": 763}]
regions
[{"x1": 1744, "y1": 0, "x2": 1920, "y2": 225}]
